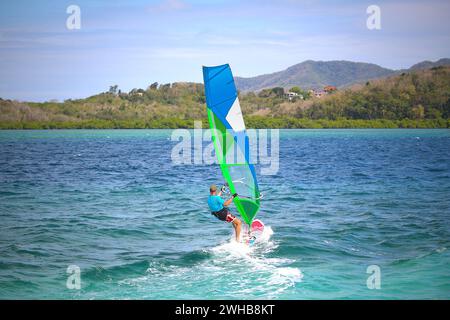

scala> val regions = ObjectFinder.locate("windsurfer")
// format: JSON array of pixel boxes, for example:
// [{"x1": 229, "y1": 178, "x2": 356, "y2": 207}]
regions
[{"x1": 207, "y1": 184, "x2": 242, "y2": 241}]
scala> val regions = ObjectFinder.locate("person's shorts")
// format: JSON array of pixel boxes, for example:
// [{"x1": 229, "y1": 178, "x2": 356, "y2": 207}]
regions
[{"x1": 212, "y1": 208, "x2": 236, "y2": 223}]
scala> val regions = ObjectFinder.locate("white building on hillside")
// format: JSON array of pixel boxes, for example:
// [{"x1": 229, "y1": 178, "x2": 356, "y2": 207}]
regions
[{"x1": 284, "y1": 91, "x2": 303, "y2": 101}]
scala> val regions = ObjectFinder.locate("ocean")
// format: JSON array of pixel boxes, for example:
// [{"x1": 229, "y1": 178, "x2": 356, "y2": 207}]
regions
[{"x1": 0, "y1": 129, "x2": 449, "y2": 299}]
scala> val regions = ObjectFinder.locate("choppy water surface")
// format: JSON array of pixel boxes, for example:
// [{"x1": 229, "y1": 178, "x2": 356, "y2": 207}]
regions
[{"x1": 0, "y1": 129, "x2": 449, "y2": 299}]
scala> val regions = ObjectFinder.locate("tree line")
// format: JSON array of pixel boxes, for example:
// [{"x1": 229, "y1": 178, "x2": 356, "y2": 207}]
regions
[{"x1": 0, "y1": 66, "x2": 449, "y2": 129}]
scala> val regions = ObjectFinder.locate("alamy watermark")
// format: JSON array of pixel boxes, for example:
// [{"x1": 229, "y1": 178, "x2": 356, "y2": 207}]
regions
[
  {"x1": 66, "y1": 5, "x2": 81, "y2": 30},
  {"x1": 366, "y1": 265, "x2": 381, "y2": 289},
  {"x1": 66, "y1": 264, "x2": 81, "y2": 290},
  {"x1": 367, "y1": 5, "x2": 381, "y2": 30},
  {"x1": 171, "y1": 121, "x2": 279, "y2": 175}
]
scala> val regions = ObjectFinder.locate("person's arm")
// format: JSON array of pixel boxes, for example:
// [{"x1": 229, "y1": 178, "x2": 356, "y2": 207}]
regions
[
  {"x1": 218, "y1": 185, "x2": 226, "y2": 197},
  {"x1": 223, "y1": 193, "x2": 238, "y2": 207}
]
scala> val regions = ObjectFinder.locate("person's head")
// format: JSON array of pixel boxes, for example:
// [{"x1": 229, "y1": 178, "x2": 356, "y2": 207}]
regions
[{"x1": 210, "y1": 184, "x2": 217, "y2": 195}]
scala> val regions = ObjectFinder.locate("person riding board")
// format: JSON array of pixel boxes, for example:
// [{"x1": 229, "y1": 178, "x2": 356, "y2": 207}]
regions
[{"x1": 207, "y1": 184, "x2": 242, "y2": 242}]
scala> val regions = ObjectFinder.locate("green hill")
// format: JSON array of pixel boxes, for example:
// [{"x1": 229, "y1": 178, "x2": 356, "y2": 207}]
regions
[
  {"x1": 234, "y1": 58, "x2": 450, "y2": 92},
  {"x1": 408, "y1": 58, "x2": 450, "y2": 71},
  {"x1": 0, "y1": 66, "x2": 449, "y2": 129}
]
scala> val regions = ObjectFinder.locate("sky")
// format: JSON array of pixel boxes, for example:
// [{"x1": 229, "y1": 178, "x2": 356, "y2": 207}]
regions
[{"x1": 1, "y1": 0, "x2": 450, "y2": 101}]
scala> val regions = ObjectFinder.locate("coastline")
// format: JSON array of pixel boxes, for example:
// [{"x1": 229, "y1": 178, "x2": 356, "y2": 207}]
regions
[{"x1": 0, "y1": 118, "x2": 448, "y2": 129}]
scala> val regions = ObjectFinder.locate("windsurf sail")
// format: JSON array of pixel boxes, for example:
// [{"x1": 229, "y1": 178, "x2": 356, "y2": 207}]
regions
[{"x1": 203, "y1": 64, "x2": 261, "y2": 226}]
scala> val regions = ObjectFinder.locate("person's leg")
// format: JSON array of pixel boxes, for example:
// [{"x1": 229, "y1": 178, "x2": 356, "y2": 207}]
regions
[{"x1": 232, "y1": 218, "x2": 242, "y2": 242}]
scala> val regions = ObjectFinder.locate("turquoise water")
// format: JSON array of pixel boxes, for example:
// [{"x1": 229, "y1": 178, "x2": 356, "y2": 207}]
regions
[{"x1": 0, "y1": 129, "x2": 449, "y2": 299}]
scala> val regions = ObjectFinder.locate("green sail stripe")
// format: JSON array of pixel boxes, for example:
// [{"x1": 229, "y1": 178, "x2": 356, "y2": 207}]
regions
[{"x1": 207, "y1": 108, "x2": 259, "y2": 225}]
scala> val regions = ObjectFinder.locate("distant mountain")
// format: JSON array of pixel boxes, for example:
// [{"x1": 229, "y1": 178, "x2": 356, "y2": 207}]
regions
[
  {"x1": 407, "y1": 58, "x2": 450, "y2": 71},
  {"x1": 234, "y1": 58, "x2": 450, "y2": 92}
]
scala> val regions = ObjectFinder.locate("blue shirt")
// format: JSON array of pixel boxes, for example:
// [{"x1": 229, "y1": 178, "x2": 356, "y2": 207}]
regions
[{"x1": 208, "y1": 195, "x2": 224, "y2": 212}]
